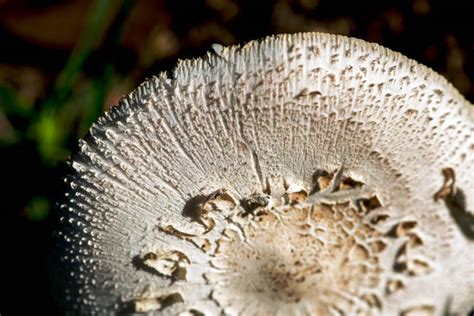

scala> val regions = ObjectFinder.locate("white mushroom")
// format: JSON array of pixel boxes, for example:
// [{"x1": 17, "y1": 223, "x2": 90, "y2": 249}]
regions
[{"x1": 53, "y1": 33, "x2": 474, "y2": 315}]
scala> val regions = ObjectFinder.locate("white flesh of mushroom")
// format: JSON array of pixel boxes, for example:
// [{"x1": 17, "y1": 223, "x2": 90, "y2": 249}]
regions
[{"x1": 53, "y1": 33, "x2": 474, "y2": 315}]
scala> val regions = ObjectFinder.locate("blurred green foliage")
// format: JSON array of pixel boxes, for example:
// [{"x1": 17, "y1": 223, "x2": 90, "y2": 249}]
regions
[
  {"x1": 30, "y1": 0, "x2": 122, "y2": 164},
  {"x1": 26, "y1": 195, "x2": 50, "y2": 221},
  {"x1": 0, "y1": 0, "x2": 134, "y2": 221}
]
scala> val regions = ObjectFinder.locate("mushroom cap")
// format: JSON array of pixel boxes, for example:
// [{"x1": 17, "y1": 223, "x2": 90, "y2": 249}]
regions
[{"x1": 53, "y1": 33, "x2": 474, "y2": 315}]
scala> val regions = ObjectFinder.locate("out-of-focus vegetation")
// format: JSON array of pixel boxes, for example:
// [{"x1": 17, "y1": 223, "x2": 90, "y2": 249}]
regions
[{"x1": 0, "y1": 0, "x2": 472, "y2": 314}]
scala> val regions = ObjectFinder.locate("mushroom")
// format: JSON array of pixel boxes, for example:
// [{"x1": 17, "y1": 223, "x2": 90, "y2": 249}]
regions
[{"x1": 53, "y1": 33, "x2": 474, "y2": 315}]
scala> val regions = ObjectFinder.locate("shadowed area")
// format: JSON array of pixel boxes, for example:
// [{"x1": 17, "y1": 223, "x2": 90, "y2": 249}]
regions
[{"x1": 446, "y1": 189, "x2": 474, "y2": 240}]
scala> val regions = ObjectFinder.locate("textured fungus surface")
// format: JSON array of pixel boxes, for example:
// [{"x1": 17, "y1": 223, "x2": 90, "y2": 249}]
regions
[{"x1": 53, "y1": 33, "x2": 474, "y2": 315}]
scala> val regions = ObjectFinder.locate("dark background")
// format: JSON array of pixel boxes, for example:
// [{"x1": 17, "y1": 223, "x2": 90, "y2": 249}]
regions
[{"x1": 0, "y1": 0, "x2": 473, "y2": 314}]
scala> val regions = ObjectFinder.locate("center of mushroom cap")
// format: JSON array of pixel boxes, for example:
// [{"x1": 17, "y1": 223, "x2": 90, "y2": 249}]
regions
[
  {"x1": 206, "y1": 200, "x2": 385, "y2": 315},
  {"x1": 141, "y1": 168, "x2": 434, "y2": 314}
]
